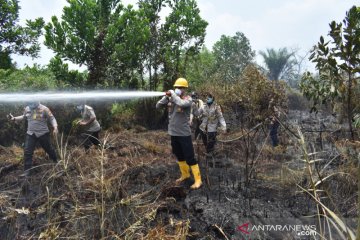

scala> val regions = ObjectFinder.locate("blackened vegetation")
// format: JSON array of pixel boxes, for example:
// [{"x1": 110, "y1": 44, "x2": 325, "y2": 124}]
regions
[{"x1": 0, "y1": 110, "x2": 357, "y2": 239}]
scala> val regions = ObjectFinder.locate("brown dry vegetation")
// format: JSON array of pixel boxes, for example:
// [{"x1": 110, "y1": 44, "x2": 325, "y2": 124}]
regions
[{"x1": 0, "y1": 109, "x2": 358, "y2": 239}]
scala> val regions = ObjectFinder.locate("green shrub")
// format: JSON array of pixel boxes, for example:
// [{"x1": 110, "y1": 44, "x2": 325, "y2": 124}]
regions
[{"x1": 0, "y1": 65, "x2": 58, "y2": 91}]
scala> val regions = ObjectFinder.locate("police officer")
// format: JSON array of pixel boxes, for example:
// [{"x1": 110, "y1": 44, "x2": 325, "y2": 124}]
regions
[
  {"x1": 198, "y1": 93, "x2": 226, "y2": 155},
  {"x1": 268, "y1": 98, "x2": 281, "y2": 147},
  {"x1": 10, "y1": 101, "x2": 58, "y2": 176},
  {"x1": 190, "y1": 91, "x2": 204, "y2": 140},
  {"x1": 156, "y1": 78, "x2": 202, "y2": 189},
  {"x1": 76, "y1": 104, "x2": 101, "y2": 150}
]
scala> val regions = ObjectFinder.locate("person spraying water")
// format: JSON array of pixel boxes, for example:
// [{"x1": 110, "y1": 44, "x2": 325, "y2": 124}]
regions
[{"x1": 157, "y1": 78, "x2": 202, "y2": 189}]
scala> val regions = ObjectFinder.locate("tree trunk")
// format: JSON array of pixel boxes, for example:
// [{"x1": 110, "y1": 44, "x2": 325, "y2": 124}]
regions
[
  {"x1": 358, "y1": 164, "x2": 360, "y2": 238},
  {"x1": 347, "y1": 72, "x2": 354, "y2": 140},
  {"x1": 87, "y1": 31, "x2": 107, "y2": 87}
]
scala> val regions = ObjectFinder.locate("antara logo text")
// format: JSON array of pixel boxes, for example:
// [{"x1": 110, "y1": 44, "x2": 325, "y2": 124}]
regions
[{"x1": 237, "y1": 222, "x2": 316, "y2": 238}]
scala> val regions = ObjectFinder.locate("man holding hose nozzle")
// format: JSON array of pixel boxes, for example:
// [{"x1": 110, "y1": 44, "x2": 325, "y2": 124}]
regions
[
  {"x1": 156, "y1": 78, "x2": 202, "y2": 189},
  {"x1": 8, "y1": 101, "x2": 58, "y2": 177}
]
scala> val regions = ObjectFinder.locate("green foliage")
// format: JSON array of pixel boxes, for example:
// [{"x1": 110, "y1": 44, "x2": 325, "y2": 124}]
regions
[
  {"x1": 160, "y1": 0, "x2": 208, "y2": 90},
  {"x1": 299, "y1": 72, "x2": 337, "y2": 111},
  {"x1": 354, "y1": 114, "x2": 360, "y2": 128},
  {"x1": 45, "y1": 0, "x2": 207, "y2": 89},
  {"x1": 0, "y1": 52, "x2": 15, "y2": 69},
  {"x1": 45, "y1": 0, "x2": 111, "y2": 86},
  {"x1": 259, "y1": 48, "x2": 297, "y2": 81},
  {"x1": 48, "y1": 56, "x2": 87, "y2": 87},
  {"x1": 300, "y1": 6, "x2": 360, "y2": 139},
  {"x1": 186, "y1": 46, "x2": 216, "y2": 88},
  {"x1": 0, "y1": 65, "x2": 58, "y2": 91},
  {"x1": 0, "y1": 0, "x2": 44, "y2": 62},
  {"x1": 110, "y1": 101, "x2": 136, "y2": 129},
  {"x1": 105, "y1": 5, "x2": 151, "y2": 88},
  {"x1": 212, "y1": 32, "x2": 255, "y2": 83},
  {"x1": 137, "y1": 0, "x2": 165, "y2": 90}
]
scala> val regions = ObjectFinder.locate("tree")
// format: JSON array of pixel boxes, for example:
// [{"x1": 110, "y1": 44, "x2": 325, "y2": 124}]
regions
[
  {"x1": 105, "y1": 5, "x2": 151, "y2": 88},
  {"x1": 44, "y1": 0, "x2": 150, "y2": 88},
  {"x1": 160, "y1": 0, "x2": 208, "y2": 90},
  {"x1": 212, "y1": 32, "x2": 255, "y2": 83},
  {"x1": 300, "y1": 6, "x2": 360, "y2": 140},
  {"x1": 259, "y1": 47, "x2": 297, "y2": 81},
  {"x1": 45, "y1": 0, "x2": 207, "y2": 90},
  {"x1": 0, "y1": 65, "x2": 57, "y2": 91},
  {"x1": 185, "y1": 46, "x2": 216, "y2": 87},
  {"x1": 137, "y1": 0, "x2": 164, "y2": 90},
  {"x1": 0, "y1": 0, "x2": 44, "y2": 69},
  {"x1": 48, "y1": 56, "x2": 87, "y2": 87}
]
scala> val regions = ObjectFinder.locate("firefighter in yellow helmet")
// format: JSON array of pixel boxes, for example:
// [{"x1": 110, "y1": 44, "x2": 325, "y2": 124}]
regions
[{"x1": 156, "y1": 78, "x2": 202, "y2": 189}]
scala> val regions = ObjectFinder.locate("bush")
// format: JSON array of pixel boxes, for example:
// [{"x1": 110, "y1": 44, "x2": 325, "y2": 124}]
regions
[
  {"x1": 287, "y1": 88, "x2": 311, "y2": 111},
  {"x1": 0, "y1": 66, "x2": 58, "y2": 91},
  {"x1": 195, "y1": 64, "x2": 288, "y2": 127}
]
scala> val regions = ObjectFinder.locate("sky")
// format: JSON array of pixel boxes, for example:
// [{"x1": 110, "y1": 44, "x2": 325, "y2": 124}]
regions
[{"x1": 13, "y1": 0, "x2": 358, "y2": 70}]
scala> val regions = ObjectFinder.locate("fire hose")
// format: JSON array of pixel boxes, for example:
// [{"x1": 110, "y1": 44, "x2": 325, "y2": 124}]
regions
[{"x1": 218, "y1": 122, "x2": 264, "y2": 143}]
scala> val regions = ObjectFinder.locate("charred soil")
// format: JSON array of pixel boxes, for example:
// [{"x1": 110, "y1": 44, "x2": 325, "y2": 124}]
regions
[{"x1": 0, "y1": 111, "x2": 358, "y2": 239}]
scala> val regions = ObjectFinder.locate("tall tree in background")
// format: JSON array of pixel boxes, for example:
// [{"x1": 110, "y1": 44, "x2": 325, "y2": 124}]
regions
[
  {"x1": 138, "y1": 0, "x2": 164, "y2": 90},
  {"x1": 105, "y1": 4, "x2": 150, "y2": 88},
  {"x1": 300, "y1": 6, "x2": 360, "y2": 140},
  {"x1": 45, "y1": 0, "x2": 207, "y2": 90},
  {"x1": 45, "y1": 0, "x2": 150, "y2": 88},
  {"x1": 160, "y1": 0, "x2": 208, "y2": 90},
  {"x1": 259, "y1": 47, "x2": 297, "y2": 81},
  {"x1": 185, "y1": 46, "x2": 216, "y2": 87},
  {"x1": 0, "y1": 0, "x2": 44, "y2": 69},
  {"x1": 212, "y1": 32, "x2": 255, "y2": 83}
]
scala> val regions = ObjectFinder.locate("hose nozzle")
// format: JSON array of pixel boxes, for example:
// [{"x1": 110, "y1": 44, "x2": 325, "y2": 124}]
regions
[{"x1": 7, "y1": 113, "x2": 13, "y2": 120}]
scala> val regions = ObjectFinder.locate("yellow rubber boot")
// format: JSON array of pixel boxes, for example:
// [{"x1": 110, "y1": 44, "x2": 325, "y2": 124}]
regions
[
  {"x1": 176, "y1": 161, "x2": 190, "y2": 183},
  {"x1": 190, "y1": 164, "x2": 202, "y2": 189}
]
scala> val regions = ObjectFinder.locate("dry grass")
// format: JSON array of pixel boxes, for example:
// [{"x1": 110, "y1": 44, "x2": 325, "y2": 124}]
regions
[
  {"x1": 297, "y1": 129, "x2": 356, "y2": 240},
  {"x1": 0, "y1": 128, "x2": 182, "y2": 239}
]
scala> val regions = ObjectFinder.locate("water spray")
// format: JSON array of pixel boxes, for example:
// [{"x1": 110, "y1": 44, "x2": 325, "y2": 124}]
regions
[{"x1": 0, "y1": 90, "x2": 165, "y2": 103}]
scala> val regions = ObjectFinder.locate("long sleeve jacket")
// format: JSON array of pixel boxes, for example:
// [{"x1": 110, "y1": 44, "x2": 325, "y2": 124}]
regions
[
  {"x1": 14, "y1": 104, "x2": 57, "y2": 137},
  {"x1": 198, "y1": 102, "x2": 226, "y2": 133},
  {"x1": 156, "y1": 92, "x2": 192, "y2": 136}
]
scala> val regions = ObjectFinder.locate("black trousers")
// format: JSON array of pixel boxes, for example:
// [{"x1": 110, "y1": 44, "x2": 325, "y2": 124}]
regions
[
  {"x1": 270, "y1": 121, "x2": 280, "y2": 147},
  {"x1": 193, "y1": 118, "x2": 202, "y2": 140},
  {"x1": 24, "y1": 133, "x2": 57, "y2": 171},
  {"x1": 201, "y1": 131, "x2": 217, "y2": 153},
  {"x1": 171, "y1": 135, "x2": 197, "y2": 166},
  {"x1": 81, "y1": 131, "x2": 101, "y2": 150}
]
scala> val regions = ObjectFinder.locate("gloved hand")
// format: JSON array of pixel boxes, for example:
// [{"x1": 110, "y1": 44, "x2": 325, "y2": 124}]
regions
[
  {"x1": 7, "y1": 113, "x2": 14, "y2": 121},
  {"x1": 166, "y1": 90, "x2": 174, "y2": 96},
  {"x1": 199, "y1": 123, "x2": 206, "y2": 132}
]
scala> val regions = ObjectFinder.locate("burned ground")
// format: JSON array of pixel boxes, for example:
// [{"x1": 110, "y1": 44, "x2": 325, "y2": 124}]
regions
[{"x1": 0, "y1": 110, "x2": 358, "y2": 239}]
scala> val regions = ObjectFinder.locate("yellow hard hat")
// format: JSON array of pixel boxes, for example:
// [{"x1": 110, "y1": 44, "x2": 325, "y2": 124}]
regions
[{"x1": 173, "y1": 78, "x2": 189, "y2": 88}]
